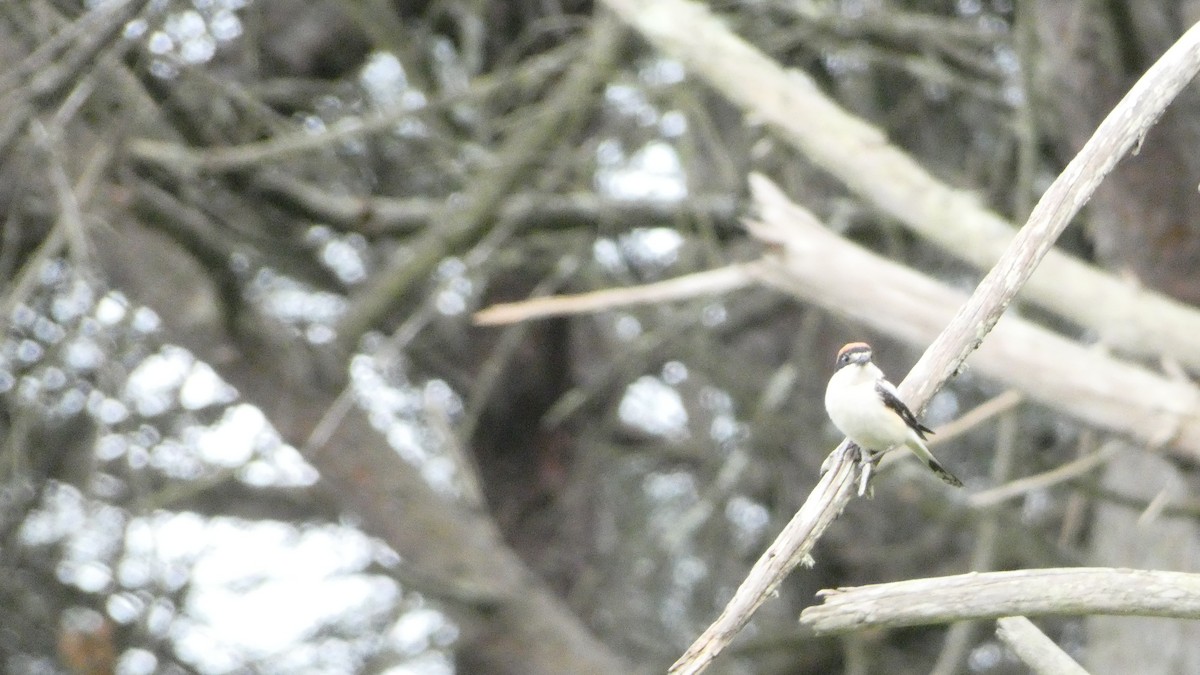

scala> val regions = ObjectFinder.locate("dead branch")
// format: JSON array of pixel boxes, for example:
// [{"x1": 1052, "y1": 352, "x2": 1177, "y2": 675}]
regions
[
  {"x1": 969, "y1": 443, "x2": 1121, "y2": 509},
  {"x1": 927, "y1": 390, "x2": 1023, "y2": 448},
  {"x1": 126, "y1": 107, "x2": 420, "y2": 172},
  {"x1": 0, "y1": 0, "x2": 146, "y2": 100},
  {"x1": 468, "y1": 168, "x2": 1200, "y2": 675},
  {"x1": 800, "y1": 568, "x2": 1200, "y2": 634}
]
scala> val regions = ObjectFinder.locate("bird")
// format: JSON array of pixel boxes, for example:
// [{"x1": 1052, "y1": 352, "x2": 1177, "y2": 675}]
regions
[{"x1": 824, "y1": 342, "x2": 963, "y2": 491}]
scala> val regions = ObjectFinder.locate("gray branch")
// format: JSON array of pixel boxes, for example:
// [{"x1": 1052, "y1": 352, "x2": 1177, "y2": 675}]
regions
[{"x1": 799, "y1": 568, "x2": 1200, "y2": 634}]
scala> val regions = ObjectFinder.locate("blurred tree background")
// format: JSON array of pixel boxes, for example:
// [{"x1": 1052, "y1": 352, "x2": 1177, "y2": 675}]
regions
[{"x1": 2, "y1": 0, "x2": 1200, "y2": 674}]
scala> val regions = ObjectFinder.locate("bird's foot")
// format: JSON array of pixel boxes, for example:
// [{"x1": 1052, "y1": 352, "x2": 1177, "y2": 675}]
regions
[{"x1": 853, "y1": 445, "x2": 882, "y2": 498}]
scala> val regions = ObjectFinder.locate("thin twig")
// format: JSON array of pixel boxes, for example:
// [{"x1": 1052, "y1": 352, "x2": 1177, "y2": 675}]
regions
[
  {"x1": 336, "y1": 14, "x2": 626, "y2": 345},
  {"x1": 927, "y1": 389, "x2": 1023, "y2": 448},
  {"x1": 969, "y1": 442, "x2": 1121, "y2": 509},
  {"x1": 1082, "y1": 484, "x2": 1200, "y2": 520},
  {"x1": 1058, "y1": 431, "x2": 1099, "y2": 546},
  {"x1": 31, "y1": 119, "x2": 90, "y2": 266},
  {"x1": 1010, "y1": 0, "x2": 1040, "y2": 220},
  {"x1": 473, "y1": 264, "x2": 753, "y2": 325}
]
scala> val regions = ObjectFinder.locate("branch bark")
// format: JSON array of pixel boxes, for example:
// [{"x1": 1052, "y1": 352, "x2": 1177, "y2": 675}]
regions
[
  {"x1": 600, "y1": 0, "x2": 1200, "y2": 373},
  {"x1": 799, "y1": 568, "x2": 1200, "y2": 634}
]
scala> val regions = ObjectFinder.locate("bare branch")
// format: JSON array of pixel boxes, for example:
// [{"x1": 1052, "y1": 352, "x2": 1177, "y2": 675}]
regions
[
  {"x1": 0, "y1": 0, "x2": 146, "y2": 100},
  {"x1": 0, "y1": 0, "x2": 145, "y2": 158},
  {"x1": 661, "y1": 448, "x2": 859, "y2": 670},
  {"x1": 800, "y1": 568, "x2": 1200, "y2": 634},
  {"x1": 787, "y1": 4, "x2": 1004, "y2": 48},
  {"x1": 927, "y1": 389, "x2": 1023, "y2": 448},
  {"x1": 473, "y1": 265, "x2": 753, "y2": 325},
  {"x1": 996, "y1": 616, "x2": 1090, "y2": 675},
  {"x1": 969, "y1": 443, "x2": 1121, "y2": 509}
]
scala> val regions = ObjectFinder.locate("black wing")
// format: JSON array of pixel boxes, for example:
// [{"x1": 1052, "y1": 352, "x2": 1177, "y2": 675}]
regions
[{"x1": 875, "y1": 379, "x2": 934, "y2": 439}]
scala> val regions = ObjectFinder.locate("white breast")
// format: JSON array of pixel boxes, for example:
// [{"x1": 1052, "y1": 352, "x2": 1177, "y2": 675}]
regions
[{"x1": 824, "y1": 364, "x2": 909, "y2": 451}]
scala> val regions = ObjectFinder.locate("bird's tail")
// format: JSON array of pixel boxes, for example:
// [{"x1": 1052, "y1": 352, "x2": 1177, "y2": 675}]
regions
[
  {"x1": 925, "y1": 457, "x2": 964, "y2": 487},
  {"x1": 906, "y1": 438, "x2": 964, "y2": 487}
]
